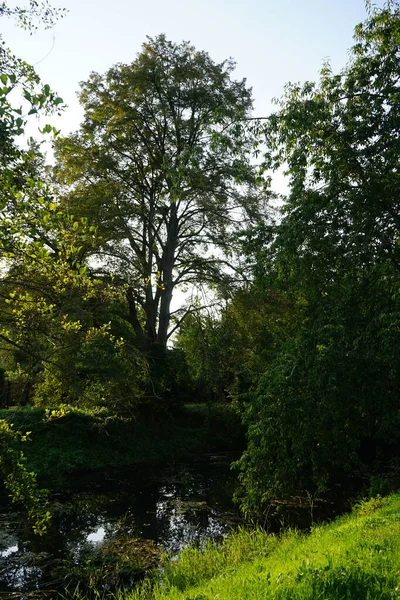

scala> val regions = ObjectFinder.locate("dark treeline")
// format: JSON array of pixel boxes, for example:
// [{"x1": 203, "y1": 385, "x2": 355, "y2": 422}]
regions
[{"x1": 0, "y1": 0, "x2": 399, "y2": 529}]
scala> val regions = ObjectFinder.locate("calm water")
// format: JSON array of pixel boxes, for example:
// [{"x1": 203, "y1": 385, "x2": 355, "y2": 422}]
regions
[{"x1": 0, "y1": 454, "x2": 241, "y2": 598}]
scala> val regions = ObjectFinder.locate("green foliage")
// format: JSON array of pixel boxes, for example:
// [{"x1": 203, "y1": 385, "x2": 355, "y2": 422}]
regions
[
  {"x1": 177, "y1": 287, "x2": 298, "y2": 402},
  {"x1": 0, "y1": 8, "x2": 146, "y2": 413},
  {"x1": 236, "y1": 270, "x2": 400, "y2": 514},
  {"x1": 265, "y1": 4, "x2": 400, "y2": 284},
  {"x1": 141, "y1": 345, "x2": 194, "y2": 411},
  {"x1": 29, "y1": 308, "x2": 147, "y2": 412},
  {"x1": 368, "y1": 475, "x2": 394, "y2": 498},
  {"x1": 176, "y1": 312, "x2": 227, "y2": 402},
  {"x1": 353, "y1": 495, "x2": 386, "y2": 517},
  {"x1": 0, "y1": 0, "x2": 143, "y2": 529},
  {"x1": 0, "y1": 0, "x2": 70, "y2": 532},
  {"x1": 0, "y1": 220, "x2": 149, "y2": 412},
  {"x1": 0, "y1": 419, "x2": 50, "y2": 534},
  {"x1": 0, "y1": 403, "x2": 244, "y2": 480},
  {"x1": 236, "y1": 1, "x2": 400, "y2": 515}
]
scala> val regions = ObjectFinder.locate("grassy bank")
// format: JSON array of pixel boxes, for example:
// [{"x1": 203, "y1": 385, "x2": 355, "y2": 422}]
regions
[
  {"x1": 119, "y1": 494, "x2": 400, "y2": 600},
  {"x1": 0, "y1": 403, "x2": 244, "y2": 482}
]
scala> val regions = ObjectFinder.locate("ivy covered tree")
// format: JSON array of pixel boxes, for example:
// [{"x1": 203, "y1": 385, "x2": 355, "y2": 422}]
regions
[
  {"x1": 237, "y1": 1, "x2": 400, "y2": 515},
  {"x1": 54, "y1": 35, "x2": 267, "y2": 350}
]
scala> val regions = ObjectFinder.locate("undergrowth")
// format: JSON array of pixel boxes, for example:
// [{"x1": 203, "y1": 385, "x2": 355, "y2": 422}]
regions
[{"x1": 0, "y1": 403, "x2": 244, "y2": 482}]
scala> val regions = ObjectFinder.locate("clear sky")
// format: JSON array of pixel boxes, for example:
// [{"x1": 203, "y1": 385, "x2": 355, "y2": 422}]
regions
[{"x1": 3, "y1": 0, "x2": 385, "y2": 136}]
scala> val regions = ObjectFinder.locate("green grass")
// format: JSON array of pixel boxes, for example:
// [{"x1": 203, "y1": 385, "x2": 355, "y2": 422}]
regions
[
  {"x1": 0, "y1": 403, "x2": 244, "y2": 482},
  {"x1": 115, "y1": 494, "x2": 400, "y2": 600}
]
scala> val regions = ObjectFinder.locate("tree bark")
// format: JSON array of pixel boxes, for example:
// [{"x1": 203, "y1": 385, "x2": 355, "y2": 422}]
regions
[
  {"x1": 157, "y1": 205, "x2": 178, "y2": 346},
  {"x1": 126, "y1": 286, "x2": 148, "y2": 349}
]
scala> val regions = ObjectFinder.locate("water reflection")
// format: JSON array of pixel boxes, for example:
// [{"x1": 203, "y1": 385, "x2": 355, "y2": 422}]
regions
[
  {"x1": 86, "y1": 526, "x2": 106, "y2": 544},
  {"x1": 0, "y1": 544, "x2": 18, "y2": 558},
  {"x1": 0, "y1": 455, "x2": 240, "y2": 597}
]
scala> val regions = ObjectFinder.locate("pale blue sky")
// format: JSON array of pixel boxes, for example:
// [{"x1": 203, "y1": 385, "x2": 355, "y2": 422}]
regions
[{"x1": 3, "y1": 0, "x2": 384, "y2": 135}]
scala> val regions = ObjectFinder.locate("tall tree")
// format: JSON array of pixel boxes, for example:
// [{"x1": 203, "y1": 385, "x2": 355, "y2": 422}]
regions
[
  {"x1": 55, "y1": 35, "x2": 265, "y2": 349},
  {"x1": 265, "y1": 1, "x2": 400, "y2": 284},
  {"x1": 236, "y1": 1, "x2": 400, "y2": 515}
]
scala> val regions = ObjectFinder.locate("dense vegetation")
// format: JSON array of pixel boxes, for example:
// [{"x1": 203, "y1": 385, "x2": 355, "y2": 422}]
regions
[
  {"x1": 124, "y1": 494, "x2": 400, "y2": 600},
  {"x1": 0, "y1": 403, "x2": 244, "y2": 480},
  {"x1": 0, "y1": 0, "x2": 399, "y2": 596}
]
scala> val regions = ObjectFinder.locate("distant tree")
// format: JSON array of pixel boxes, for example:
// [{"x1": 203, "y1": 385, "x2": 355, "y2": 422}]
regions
[
  {"x1": 55, "y1": 35, "x2": 267, "y2": 350},
  {"x1": 177, "y1": 285, "x2": 297, "y2": 403}
]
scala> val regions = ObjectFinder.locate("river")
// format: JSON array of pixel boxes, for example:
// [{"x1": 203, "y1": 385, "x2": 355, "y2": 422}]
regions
[{"x1": 0, "y1": 454, "x2": 241, "y2": 599}]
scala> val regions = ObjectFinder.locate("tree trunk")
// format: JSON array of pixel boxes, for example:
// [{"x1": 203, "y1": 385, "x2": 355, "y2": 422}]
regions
[
  {"x1": 126, "y1": 286, "x2": 148, "y2": 350},
  {"x1": 157, "y1": 206, "x2": 178, "y2": 347},
  {"x1": 157, "y1": 283, "x2": 173, "y2": 347}
]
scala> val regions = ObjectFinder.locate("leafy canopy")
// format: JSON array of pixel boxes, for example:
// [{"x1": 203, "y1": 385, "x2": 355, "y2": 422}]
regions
[{"x1": 55, "y1": 35, "x2": 267, "y2": 349}]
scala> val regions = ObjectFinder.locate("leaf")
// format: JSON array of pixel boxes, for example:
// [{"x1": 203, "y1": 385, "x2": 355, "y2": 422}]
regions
[{"x1": 40, "y1": 123, "x2": 53, "y2": 134}]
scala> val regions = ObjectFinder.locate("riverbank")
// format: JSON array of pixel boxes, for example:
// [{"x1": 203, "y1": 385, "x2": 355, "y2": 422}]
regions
[
  {"x1": 123, "y1": 494, "x2": 400, "y2": 600},
  {"x1": 0, "y1": 403, "x2": 244, "y2": 483}
]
